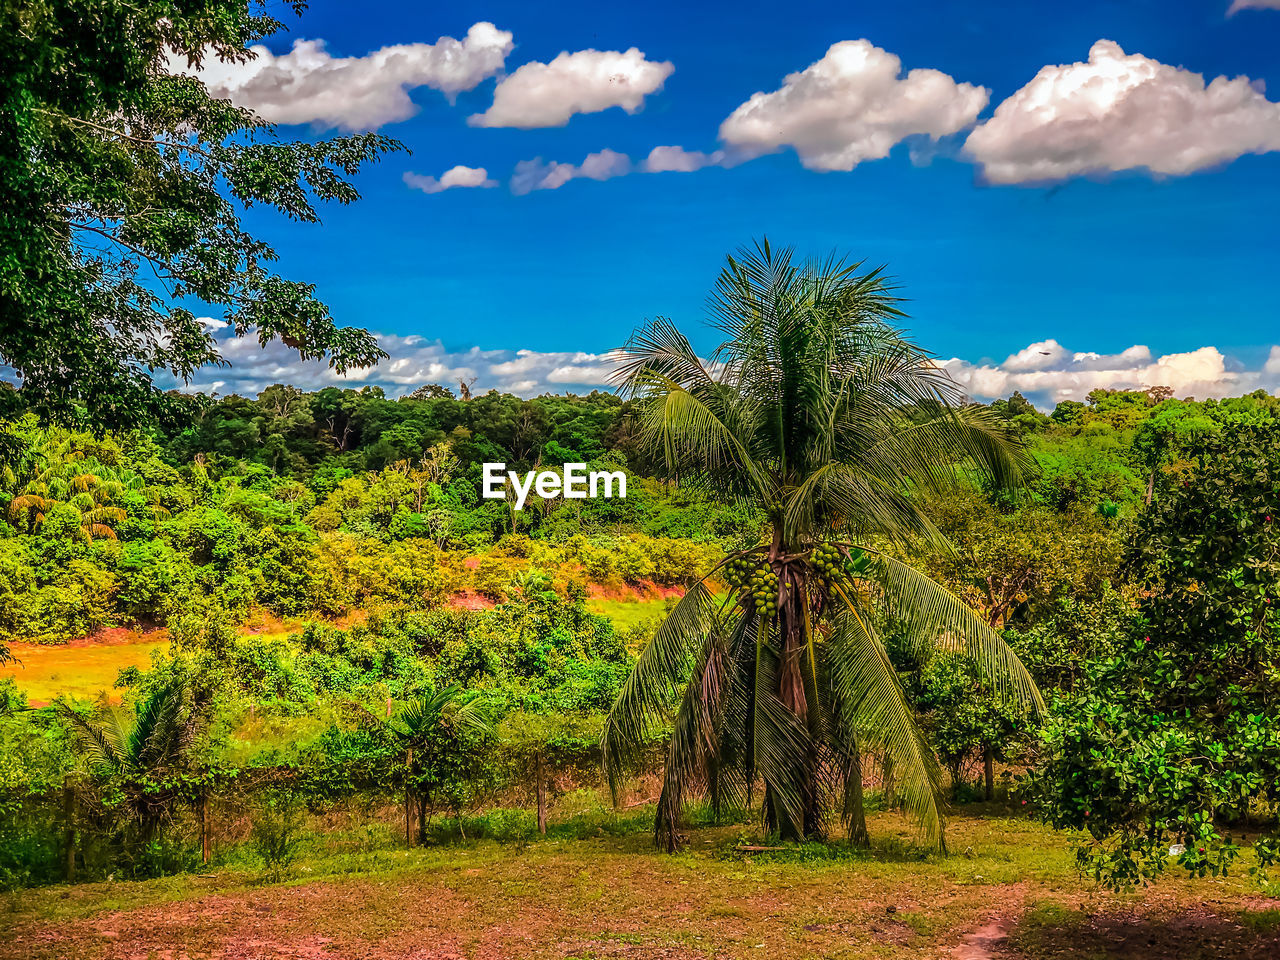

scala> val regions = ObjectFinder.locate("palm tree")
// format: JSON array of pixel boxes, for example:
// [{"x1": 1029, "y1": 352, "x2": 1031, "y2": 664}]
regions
[
  {"x1": 3, "y1": 428, "x2": 133, "y2": 540},
  {"x1": 601, "y1": 241, "x2": 1042, "y2": 852},
  {"x1": 391, "y1": 686, "x2": 493, "y2": 844},
  {"x1": 56, "y1": 676, "x2": 212, "y2": 842}
]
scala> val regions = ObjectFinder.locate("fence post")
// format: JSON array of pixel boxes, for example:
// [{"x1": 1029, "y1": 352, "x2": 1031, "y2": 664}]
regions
[
  {"x1": 201, "y1": 789, "x2": 211, "y2": 864},
  {"x1": 536, "y1": 751, "x2": 547, "y2": 836},
  {"x1": 405, "y1": 747, "x2": 415, "y2": 848},
  {"x1": 62, "y1": 775, "x2": 76, "y2": 884},
  {"x1": 984, "y1": 745, "x2": 995, "y2": 802}
]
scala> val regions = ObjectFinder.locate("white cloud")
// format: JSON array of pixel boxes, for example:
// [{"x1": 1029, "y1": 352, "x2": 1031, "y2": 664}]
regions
[
  {"x1": 135, "y1": 328, "x2": 1280, "y2": 406},
  {"x1": 403, "y1": 165, "x2": 497, "y2": 194},
  {"x1": 177, "y1": 22, "x2": 513, "y2": 130},
  {"x1": 717, "y1": 39, "x2": 989, "y2": 172},
  {"x1": 1229, "y1": 0, "x2": 1280, "y2": 13},
  {"x1": 641, "y1": 145, "x2": 726, "y2": 173},
  {"x1": 469, "y1": 47, "x2": 673, "y2": 128},
  {"x1": 509, "y1": 148, "x2": 632, "y2": 194},
  {"x1": 1266, "y1": 345, "x2": 1280, "y2": 375},
  {"x1": 965, "y1": 40, "x2": 1280, "y2": 184},
  {"x1": 166, "y1": 323, "x2": 628, "y2": 398},
  {"x1": 943, "y1": 338, "x2": 1280, "y2": 408}
]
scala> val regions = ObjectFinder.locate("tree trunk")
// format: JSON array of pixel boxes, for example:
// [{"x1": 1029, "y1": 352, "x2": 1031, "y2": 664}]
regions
[
  {"x1": 984, "y1": 745, "x2": 995, "y2": 802},
  {"x1": 536, "y1": 752, "x2": 548, "y2": 836},
  {"x1": 1145, "y1": 468, "x2": 1156, "y2": 506},
  {"x1": 418, "y1": 794, "x2": 428, "y2": 845},
  {"x1": 881, "y1": 755, "x2": 896, "y2": 809},
  {"x1": 63, "y1": 776, "x2": 76, "y2": 884}
]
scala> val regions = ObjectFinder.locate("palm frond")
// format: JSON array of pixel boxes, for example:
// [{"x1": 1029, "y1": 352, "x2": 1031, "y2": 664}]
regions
[
  {"x1": 873, "y1": 554, "x2": 1043, "y2": 711},
  {"x1": 601, "y1": 581, "x2": 718, "y2": 799},
  {"x1": 55, "y1": 699, "x2": 128, "y2": 772},
  {"x1": 654, "y1": 630, "x2": 731, "y2": 849},
  {"x1": 825, "y1": 607, "x2": 947, "y2": 847}
]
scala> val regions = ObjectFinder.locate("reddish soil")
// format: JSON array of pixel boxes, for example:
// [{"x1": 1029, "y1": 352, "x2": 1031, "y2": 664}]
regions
[
  {"x1": 71, "y1": 626, "x2": 166, "y2": 648},
  {"x1": 586, "y1": 580, "x2": 684, "y2": 602},
  {"x1": 449, "y1": 591, "x2": 497, "y2": 611}
]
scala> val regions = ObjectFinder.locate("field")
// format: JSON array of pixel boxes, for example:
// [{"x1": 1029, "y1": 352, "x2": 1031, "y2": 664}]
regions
[
  {"x1": 0, "y1": 635, "x2": 169, "y2": 705},
  {"x1": 1, "y1": 808, "x2": 1276, "y2": 960}
]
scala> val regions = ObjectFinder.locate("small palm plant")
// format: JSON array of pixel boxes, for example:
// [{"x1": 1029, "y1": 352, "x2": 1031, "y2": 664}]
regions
[
  {"x1": 57, "y1": 676, "x2": 212, "y2": 844},
  {"x1": 601, "y1": 240, "x2": 1042, "y2": 851},
  {"x1": 391, "y1": 686, "x2": 494, "y2": 843}
]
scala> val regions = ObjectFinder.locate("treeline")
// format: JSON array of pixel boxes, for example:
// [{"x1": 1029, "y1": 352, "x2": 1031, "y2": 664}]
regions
[
  {"x1": 2, "y1": 382, "x2": 1279, "y2": 888},
  {"x1": 2, "y1": 381, "x2": 1276, "y2": 645}
]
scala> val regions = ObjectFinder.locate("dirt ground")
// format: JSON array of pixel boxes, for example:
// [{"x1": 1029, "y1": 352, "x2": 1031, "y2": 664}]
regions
[{"x1": 2, "y1": 811, "x2": 1277, "y2": 960}]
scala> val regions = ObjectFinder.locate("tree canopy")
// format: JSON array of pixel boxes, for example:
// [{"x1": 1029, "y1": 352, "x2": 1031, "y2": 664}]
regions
[{"x1": 0, "y1": 0, "x2": 399, "y2": 436}]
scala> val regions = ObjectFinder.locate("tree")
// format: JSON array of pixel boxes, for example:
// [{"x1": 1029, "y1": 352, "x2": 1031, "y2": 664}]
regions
[
  {"x1": 1029, "y1": 422, "x2": 1280, "y2": 888},
  {"x1": 56, "y1": 673, "x2": 215, "y2": 848},
  {"x1": 916, "y1": 488, "x2": 1120, "y2": 628},
  {"x1": 601, "y1": 241, "x2": 1041, "y2": 851},
  {"x1": 390, "y1": 686, "x2": 494, "y2": 845},
  {"x1": 1131, "y1": 401, "x2": 1215, "y2": 505},
  {"x1": 0, "y1": 0, "x2": 399, "y2": 435}
]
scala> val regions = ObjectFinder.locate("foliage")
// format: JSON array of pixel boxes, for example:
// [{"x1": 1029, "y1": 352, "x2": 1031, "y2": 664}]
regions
[
  {"x1": 56, "y1": 670, "x2": 219, "y2": 852},
  {"x1": 1028, "y1": 423, "x2": 1280, "y2": 888},
  {"x1": 602, "y1": 240, "x2": 1041, "y2": 851},
  {"x1": 250, "y1": 788, "x2": 304, "y2": 882},
  {"x1": 0, "y1": 0, "x2": 395, "y2": 434},
  {"x1": 906, "y1": 652, "x2": 1031, "y2": 796}
]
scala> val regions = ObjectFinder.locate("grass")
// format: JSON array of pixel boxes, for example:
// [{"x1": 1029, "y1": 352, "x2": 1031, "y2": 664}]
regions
[
  {"x1": 584, "y1": 596, "x2": 670, "y2": 632},
  {"x1": 2, "y1": 806, "x2": 1277, "y2": 959},
  {"x1": 0, "y1": 638, "x2": 168, "y2": 705}
]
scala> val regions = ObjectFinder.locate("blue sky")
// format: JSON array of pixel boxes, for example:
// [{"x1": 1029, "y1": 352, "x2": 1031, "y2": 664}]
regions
[{"x1": 187, "y1": 0, "x2": 1280, "y2": 406}]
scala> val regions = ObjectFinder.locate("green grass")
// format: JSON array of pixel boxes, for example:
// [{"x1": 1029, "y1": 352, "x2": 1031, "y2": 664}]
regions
[{"x1": 584, "y1": 596, "x2": 669, "y2": 632}]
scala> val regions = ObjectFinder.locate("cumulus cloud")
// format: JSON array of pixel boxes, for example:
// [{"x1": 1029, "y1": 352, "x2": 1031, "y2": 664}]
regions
[
  {"x1": 162, "y1": 322, "x2": 627, "y2": 398},
  {"x1": 1229, "y1": 0, "x2": 1280, "y2": 13},
  {"x1": 965, "y1": 40, "x2": 1280, "y2": 184},
  {"x1": 942, "y1": 338, "x2": 1280, "y2": 408},
  {"x1": 1266, "y1": 345, "x2": 1280, "y2": 375},
  {"x1": 403, "y1": 165, "x2": 497, "y2": 194},
  {"x1": 469, "y1": 47, "x2": 673, "y2": 128},
  {"x1": 640, "y1": 145, "x2": 726, "y2": 173},
  {"x1": 143, "y1": 328, "x2": 1280, "y2": 406},
  {"x1": 717, "y1": 39, "x2": 988, "y2": 172},
  {"x1": 177, "y1": 22, "x2": 513, "y2": 130},
  {"x1": 509, "y1": 148, "x2": 632, "y2": 194}
]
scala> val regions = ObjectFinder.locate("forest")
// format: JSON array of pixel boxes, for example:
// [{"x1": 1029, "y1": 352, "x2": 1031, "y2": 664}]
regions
[{"x1": 3, "y1": 367, "x2": 1278, "y2": 891}]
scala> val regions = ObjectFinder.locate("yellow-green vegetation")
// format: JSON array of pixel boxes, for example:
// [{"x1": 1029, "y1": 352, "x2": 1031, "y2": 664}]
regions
[
  {"x1": 1, "y1": 808, "x2": 1276, "y2": 959},
  {"x1": 583, "y1": 595, "x2": 672, "y2": 634}
]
